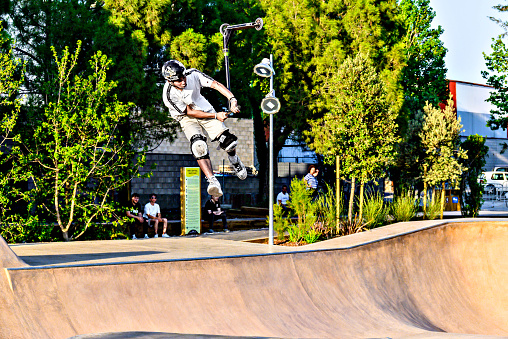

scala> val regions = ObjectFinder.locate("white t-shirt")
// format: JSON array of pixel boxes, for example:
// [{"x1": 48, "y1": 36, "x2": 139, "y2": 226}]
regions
[
  {"x1": 277, "y1": 192, "x2": 290, "y2": 205},
  {"x1": 144, "y1": 202, "x2": 161, "y2": 219},
  {"x1": 162, "y1": 69, "x2": 215, "y2": 119}
]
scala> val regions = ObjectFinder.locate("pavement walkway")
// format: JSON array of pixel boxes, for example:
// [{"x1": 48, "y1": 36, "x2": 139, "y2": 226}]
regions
[{"x1": 8, "y1": 216, "x2": 508, "y2": 267}]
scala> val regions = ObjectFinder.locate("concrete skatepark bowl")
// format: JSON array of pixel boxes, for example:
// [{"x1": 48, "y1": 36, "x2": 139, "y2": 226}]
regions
[{"x1": 0, "y1": 220, "x2": 507, "y2": 338}]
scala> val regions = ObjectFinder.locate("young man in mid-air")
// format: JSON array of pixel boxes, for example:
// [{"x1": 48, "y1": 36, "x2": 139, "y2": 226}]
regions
[{"x1": 161, "y1": 60, "x2": 247, "y2": 197}]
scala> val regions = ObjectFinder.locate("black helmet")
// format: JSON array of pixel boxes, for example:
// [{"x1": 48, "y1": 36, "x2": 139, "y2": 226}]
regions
[{"x1": 162, "y1": 60, "x2": 186, "y2": 81}]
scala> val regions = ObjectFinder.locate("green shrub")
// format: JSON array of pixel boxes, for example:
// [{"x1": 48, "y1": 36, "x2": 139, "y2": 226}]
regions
[
  {"x1": 363, "y1": 191, "x2": 388, "y2": 229},
  {"x1": 0, "y1": 217, "x2": 56, "y2": 243},
  {"x1": 424, "y1": 195, "x2": 441, "y2": 220},
  {"x1": 287, "y1": 224, "x2": 302, "y2": 243},
  {"x1": 314, "y1": 183, "x2": 338, "y2": 237},
  {"x1": 271, "y1": 202, "x2": 290, "y2": 241},
  {"x1": 288, "y1": 177, "x2": 319, "y2": 243},
  {"x1": 391, "y1": 191, "x2": 417, "y2": 222},
  {"x1": 302, "y1": 227, "x2": 321, "y2": 244}
]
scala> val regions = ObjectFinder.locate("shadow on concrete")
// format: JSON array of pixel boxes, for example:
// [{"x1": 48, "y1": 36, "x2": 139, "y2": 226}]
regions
[{"x1": 18, "y1": 251, "x2": 165, "y2": 266}]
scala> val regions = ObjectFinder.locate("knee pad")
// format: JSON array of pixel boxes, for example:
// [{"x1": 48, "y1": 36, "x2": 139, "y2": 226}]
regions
[
  {"x1": 217, "y1": 130, "x2": 238, "y2": 152},
  {"x1": 190, "y1": 134, "x2": 209, "y2": 160}
]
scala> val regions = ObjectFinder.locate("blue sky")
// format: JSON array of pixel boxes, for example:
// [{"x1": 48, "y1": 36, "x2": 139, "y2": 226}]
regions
[{"x1": 429, "y1": 0, "x2": 508, "y2": 85}]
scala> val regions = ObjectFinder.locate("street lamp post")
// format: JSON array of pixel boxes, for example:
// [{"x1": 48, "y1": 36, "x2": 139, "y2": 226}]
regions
[{"x1": 254, "y1": 55, "x2": 280, "y2": 246}]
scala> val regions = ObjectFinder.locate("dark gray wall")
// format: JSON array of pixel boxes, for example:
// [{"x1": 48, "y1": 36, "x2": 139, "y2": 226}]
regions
[{"x1": 131, "y1": 153, "x2": 260, "y2": 214}]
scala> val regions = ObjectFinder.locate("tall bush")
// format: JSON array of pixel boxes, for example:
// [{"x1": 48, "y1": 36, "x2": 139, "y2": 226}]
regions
[
  {"x1": 314, "y1": 183, "x2": 338, "y2": 238},
  {"x1": 423, "y1": 190, "x2": 441, "y2": 220},
  {"x1": 363, "y1": 191, "x2": 388, "y2": 229},
  {"x1": 285, "y1": 177, "x2": 318, "y2": 243},
  {"x1": 459, "y1": 135, "x2": 488, "y2": 217},
  {"x1": 391, "y1": 191, "x2": 417, "y2": 222},
  {"x1": 271, "y1": 202, "x2": 289, "y2": 241}
]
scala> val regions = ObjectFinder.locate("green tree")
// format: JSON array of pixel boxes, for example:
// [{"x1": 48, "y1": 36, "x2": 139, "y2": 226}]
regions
[
  {"x1": 398, "y1": 0, "x2": 448, "y2": 113},
  {"x1": 459, "y1": 135, "x2": 489, "y2": 217},
  {"x1": 5, "y1": 0, "x2": 173, "y2": 151},
  {"x1": 394, "y1": 0, "x2": 448, "y2": 192},
  {"x1": 483, "y1": 37, "x2": 508, "y2": 151},
  {"x1": 420, "y1": 97, "x2": 467, "y2": 219},
  {"x1": 305, "y1": 53, "x2": 399, "y2": 224},
  {"x1": 10, "y1": 42, "x2": 146, "y2": 241},
  {"x1": 257, "y1": 0, "x2": 405, "y2": 198},
  {"x1": 0, "y1": 26, "x2": 21, "y2": 147},
  {"x1": 4, "y1": 0, "x2": 265, "y2": 156},
  {"x1": 0, "y1": 25, "x2": 23, "y2": 219},
  {"x1": 482, "y1": 3, "x2": 508, "y2": 151}
]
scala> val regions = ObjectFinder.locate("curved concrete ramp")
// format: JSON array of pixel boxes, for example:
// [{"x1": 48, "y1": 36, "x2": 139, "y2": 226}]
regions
[
  {"x1": 1, "y1": 221, "x2": 507, "y2": 338},
  {"x1": 0, "y1": 234, "x2": 27, "y2": 268}
]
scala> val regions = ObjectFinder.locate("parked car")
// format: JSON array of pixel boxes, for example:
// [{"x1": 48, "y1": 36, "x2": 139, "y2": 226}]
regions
[
  {"x1": 494, "y1": 166, "x2": 508, "y2": 172},
  {"x1": 481, "y1": 171, "x2": 508, "y2": 194}
]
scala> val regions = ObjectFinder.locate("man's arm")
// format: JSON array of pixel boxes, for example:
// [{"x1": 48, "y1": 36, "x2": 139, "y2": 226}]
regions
[
  {"x1": 186, "y1": 106, "x2": 229, "y2": 122},
  {"x1": 210, "y1": 81, "x2": 240, "y2": 113}
]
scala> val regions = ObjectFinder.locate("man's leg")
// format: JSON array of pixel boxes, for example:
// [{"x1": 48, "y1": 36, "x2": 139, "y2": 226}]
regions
[
  {"x1": 144, "y1": 219, "x2": 151, "y2": 238},
  {"x1": 197, "y1": 158, "x2": 214, "y2": 178},
  {"x1": 209, "y1": 214, "x2": 216, "y2": 232},
  {"x1": 142, "y1": 220, "x2": 148, "y2": 237},
  {"x1": 162, "y1": 218, "x2": 169, "y2": 237},
  {"x1": 181, "y1": 118, "x2": 223, "y2": 197},
  {"x1": 220, "y1": 214, "x2": 228, "y2": 231},
  {"x1": 227, "y1": 151, "x2": 247, "y2": 180},
  {"x1": 130, "y1": 222, "x2": 138, "y2": 239},
  {"x1": 153, "y1": 219, "x2": 159, "y2": 237},
  {"x1": 197, "y1": 158, "x2": 223, "y2": 198},
  {"x1": 203, "y1": 120, "x2": 246, "y2": 181},
  {"x1": 216, "y1": 131, "x2": 246, "y2": 180}
]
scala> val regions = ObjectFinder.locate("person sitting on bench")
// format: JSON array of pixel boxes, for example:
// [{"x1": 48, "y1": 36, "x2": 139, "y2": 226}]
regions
[
  {"x1": 143, "y1": 194, "x2": 170, "y2": 238},
  {"x1": 125, "y1": 193, "x2": 148, "y2": 239},
  {"x1": 204, "y1": 195, "x2": 229, "y2": 233}
]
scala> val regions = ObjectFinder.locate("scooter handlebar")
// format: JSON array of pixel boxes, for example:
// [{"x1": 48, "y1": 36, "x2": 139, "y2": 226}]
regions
[{"x1": 221, "y1": 18, "x2": 263, "y2": 34}]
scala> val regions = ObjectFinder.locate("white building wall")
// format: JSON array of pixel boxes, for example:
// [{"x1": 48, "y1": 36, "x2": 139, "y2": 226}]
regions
[{"x1": 455, "y1": 81, "x2": 508, "y2": 171}]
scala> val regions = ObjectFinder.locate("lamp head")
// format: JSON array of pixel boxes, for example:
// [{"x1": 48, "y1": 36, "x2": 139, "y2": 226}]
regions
[{"x1": 253, "y1": 58, "x2": 274, "y2": 77}]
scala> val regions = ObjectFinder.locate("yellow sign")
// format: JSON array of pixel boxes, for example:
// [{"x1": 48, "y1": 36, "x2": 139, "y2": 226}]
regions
[{"x1": 180, "y1": 167, "x2": 201, "y2": 235}]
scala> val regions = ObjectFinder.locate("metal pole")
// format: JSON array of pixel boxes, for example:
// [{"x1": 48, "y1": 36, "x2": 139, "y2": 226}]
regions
[
  {"x1": 223, "y1": 46, "x2": 231, "y2": 90},
  {"x1": 222, "y1": 158, "x2": 225, "y2": 194},
  {"x1": 221, "y1": 19, "x2": 262, "y2": 91},
  {"x1": 268, "y1": 54, "x2": 274, "y2": 246}
]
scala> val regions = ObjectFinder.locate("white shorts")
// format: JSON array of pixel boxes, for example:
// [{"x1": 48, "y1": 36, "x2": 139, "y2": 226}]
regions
[{"x1": 179, "y1": 115, "x2": 228, "y2": 141}]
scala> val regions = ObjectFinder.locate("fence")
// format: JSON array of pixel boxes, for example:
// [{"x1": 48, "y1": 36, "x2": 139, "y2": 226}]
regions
[{"x1": 482, "y1": 183, "x2": 508, "y2": 209}]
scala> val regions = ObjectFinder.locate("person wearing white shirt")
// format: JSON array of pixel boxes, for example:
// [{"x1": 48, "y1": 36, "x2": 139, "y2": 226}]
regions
[
  {"x1": 161, "y1": 60, "x2": 247, "y2": 199},
  {"x1": 277, "y1": 185, "x2": 290, "y2": 213},
  {"x1": 143, "y1": 194, "x2": 169, "y2": 238}
]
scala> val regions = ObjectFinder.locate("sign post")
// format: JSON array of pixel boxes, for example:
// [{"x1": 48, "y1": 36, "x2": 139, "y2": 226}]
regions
[{"x1": 180, "y1": 167, "x2": 201, "y2": 235}]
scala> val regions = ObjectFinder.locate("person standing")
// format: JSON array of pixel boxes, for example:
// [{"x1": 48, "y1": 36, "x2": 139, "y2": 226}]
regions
[
  {"x1": 161, "y1": 60, "x2": 247, "y2": 198},
  {"x1": 304, "y1": 165, "x2": 319, "y2": 190},
  {"x1": 125, "y1": 193, "x2": 148, "y2": 239},
  {"x1": 143, "y1": 194, "x2": 170, "y2": 238}
]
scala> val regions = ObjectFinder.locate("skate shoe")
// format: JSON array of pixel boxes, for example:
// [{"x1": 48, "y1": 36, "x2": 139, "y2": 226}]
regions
[
  {"x1": 207, "y1": 176, "x2": 223, "y2": 197},
  {"x1": 229, "y1": 155, "x2": 247, "y2": 180}
]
